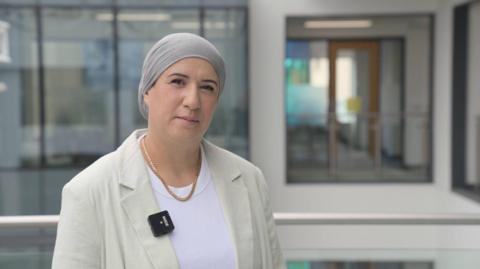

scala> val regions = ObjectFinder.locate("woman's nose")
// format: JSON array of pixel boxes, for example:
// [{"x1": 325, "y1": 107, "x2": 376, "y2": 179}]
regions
[{"x1": 182, "y1": 83, "x2": 200, "y2": 110}]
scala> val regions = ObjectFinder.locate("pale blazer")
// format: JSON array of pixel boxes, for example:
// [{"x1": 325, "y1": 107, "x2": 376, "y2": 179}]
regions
[{"x1": 52, "y1": 129, "x2": 285, "y2": 269}]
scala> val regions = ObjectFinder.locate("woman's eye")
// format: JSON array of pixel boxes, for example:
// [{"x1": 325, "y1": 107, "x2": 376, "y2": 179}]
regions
[
  {"x1": 201, "y1": 85, "x2": 215, "y2": 92},
  {"x1": 170, "y1": 79, "x2": 185, "y2": 86}
]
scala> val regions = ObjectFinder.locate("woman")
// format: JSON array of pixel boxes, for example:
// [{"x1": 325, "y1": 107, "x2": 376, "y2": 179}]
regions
[{"x1": 52, "y1": 33, "x2": 285, "y2": 269}]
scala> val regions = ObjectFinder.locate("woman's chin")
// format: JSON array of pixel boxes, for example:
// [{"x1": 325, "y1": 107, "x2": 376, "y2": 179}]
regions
[{"x1": 168, "y1": 129, "x2": 204, "y2": 144}]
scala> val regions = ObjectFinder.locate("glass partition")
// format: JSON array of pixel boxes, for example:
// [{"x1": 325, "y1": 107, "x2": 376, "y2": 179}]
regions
[
  {"x1": 0, "y1": 227, "x2": 55, "y2": 269},
  {"x1": 285, "y1": 15, "x2": 432, "y2": 183},
  {"x1": 204, "y1": 9, "x2": 248, "y2": 158},
  {"x1": 286, "y1": 40, "x2": 329, "y2": 177},
  {"x1": 0, "y1": 3, "x2": 248, "y2": 216},
  {"x1": 0, "y1": 7, "x2": 39, "y2": 169},
  {"x1": 42, "y1": 8, "x2": 116, "y2": 167}
]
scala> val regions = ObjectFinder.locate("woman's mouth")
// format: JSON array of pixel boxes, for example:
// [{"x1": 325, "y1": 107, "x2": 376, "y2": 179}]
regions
[{"x1": 177, "y1": 116, "x2": 199, "y2": 123}]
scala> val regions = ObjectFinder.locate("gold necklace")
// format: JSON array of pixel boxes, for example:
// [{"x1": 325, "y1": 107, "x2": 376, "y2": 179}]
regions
[{"x1": 140, "y1": 136, "x2": 198, "y2": 202}]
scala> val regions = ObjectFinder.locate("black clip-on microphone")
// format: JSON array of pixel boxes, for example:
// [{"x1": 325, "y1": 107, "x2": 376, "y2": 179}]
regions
[{"x1": 148, "y1": 210, "x2": 175, "y2": 237}]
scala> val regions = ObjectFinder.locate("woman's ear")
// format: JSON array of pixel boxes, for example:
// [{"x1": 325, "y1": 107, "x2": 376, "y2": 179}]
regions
[{"x1": 143, "y1": 91, "x2": 150, "y2": 106}]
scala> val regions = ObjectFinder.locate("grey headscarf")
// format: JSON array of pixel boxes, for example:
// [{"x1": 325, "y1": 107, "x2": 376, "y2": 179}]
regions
[{"x1": 138, "y1": 32, "x2": 226, "y2": 119}]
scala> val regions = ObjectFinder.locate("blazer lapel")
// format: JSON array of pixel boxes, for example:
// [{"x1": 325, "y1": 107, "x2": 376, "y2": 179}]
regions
[
  {"x1": 202, "y1": 139, "x2": 254, "y2": 269},
  {"x1": 117, "y1": 130, "x2": 179, "y2": 269}
]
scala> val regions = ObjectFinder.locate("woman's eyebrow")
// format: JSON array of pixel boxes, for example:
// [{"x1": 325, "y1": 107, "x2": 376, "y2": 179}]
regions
[{"x1": 167, "y1": 73, "x2": 189, "y2": 78}]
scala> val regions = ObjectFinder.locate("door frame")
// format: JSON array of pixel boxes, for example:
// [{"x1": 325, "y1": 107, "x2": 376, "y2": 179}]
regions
[{"x1": 328, "y1": 40, "x2": 380, "y2": 172}]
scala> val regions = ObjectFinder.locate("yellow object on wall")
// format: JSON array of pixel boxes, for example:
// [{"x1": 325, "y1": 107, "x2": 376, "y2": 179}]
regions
[{"x1": 346, "y1": 96, "x2": 362, "y2": 113}]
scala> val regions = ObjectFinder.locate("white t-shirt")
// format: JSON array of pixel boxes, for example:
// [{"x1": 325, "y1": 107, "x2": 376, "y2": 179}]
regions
[{"x1": 139, "y1": 136, "x2": 237, "y2": 269}]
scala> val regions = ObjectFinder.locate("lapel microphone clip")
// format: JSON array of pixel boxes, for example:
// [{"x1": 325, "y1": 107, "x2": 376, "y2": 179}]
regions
[{"x1": 148, "y1": 210, "x2": 175, "y2": 237}]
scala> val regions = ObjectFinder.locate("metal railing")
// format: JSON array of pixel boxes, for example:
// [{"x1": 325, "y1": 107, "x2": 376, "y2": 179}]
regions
[
  {"x1": 1, "y1": 213, "x2": 480, "y2": 228},
  {"x1": 0, "y1": 215, "x2": 59, "y2": 228},
  {"x1": 273, "y1": 213, "x2": 480, "y2": 225}
]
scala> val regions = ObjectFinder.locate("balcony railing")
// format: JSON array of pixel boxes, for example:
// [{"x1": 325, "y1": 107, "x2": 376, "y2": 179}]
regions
[{"x1": 2, "y1": 213, "x2": 480, "y2": 228}]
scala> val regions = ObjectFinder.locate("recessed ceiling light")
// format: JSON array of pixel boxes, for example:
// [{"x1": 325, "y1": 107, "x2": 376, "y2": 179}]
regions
[
  {"x1": 304, "y1": 20, "x2": 372, "y2": 29},
  {"x1": 96, "y1": 13, "x2": 171, "y2": 22}
]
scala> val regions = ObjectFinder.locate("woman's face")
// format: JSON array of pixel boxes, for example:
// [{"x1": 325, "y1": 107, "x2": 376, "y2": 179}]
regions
[{"x1": 143, "y1": 57, "x2": 220, "y2": 144}]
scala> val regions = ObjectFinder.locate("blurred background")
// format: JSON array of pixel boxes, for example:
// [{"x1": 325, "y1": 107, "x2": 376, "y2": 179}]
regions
[{"x1": 0, "y1": 0, "x2": 480, "y2": 268}]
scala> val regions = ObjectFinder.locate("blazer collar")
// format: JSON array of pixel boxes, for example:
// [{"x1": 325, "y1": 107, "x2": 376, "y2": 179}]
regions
[
  {"x1": 116, "y1": 129, "x2": 253, "y2": 269},
  {"x1": 201, "y1": 138, "x2": 254, "y2": 269},
  {"x1": 117, "y1": 129, "x2": 179, "y2": 268}
]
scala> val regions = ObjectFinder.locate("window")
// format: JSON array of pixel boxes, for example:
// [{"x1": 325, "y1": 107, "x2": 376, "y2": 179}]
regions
[
  {"x1": 285, "y1": 15, "x2": 433, "y2": 183},
  {"x1": 204, "y1": 9, "x2": 248, "y2": 157},
  {"x1": 42, "y1": 8, "x2": 116, "y2": 167},
  {"x1": 0, "y1": 7, "x2": 39, "y2": 169}
]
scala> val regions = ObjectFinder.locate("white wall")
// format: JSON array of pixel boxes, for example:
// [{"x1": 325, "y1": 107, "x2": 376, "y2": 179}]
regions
[{"x1": 248, "y1": 0, "x2": 480, "y2": 256}]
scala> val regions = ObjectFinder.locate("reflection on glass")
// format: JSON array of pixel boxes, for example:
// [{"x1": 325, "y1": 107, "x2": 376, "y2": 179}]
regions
[
  {"x1": 0, "y1": 8, "x2": 39, "y2": 169},
  {"x1": 0, "y1": 227, "x2": 55, "y2": 269},
  {"x1": 205, "y1": 9, "x2": 248, "y2": 158},
  {"x1": 285, "y1": 40, "x2": 329, "y2": 181},
  {"x1": 0, "y1": 169, "x2": 79, "y2": 215},
  {"x1": 335, "y1": 48, "x2": 374, "y2": 173},
  {"x1": 285, "y1": 35, "x2": 430, "y2": 182},
  {"x1": 117, "y1": 9, "x2": 199, "y2": 140},
  {"x1": 42, "y1": 8, "x2": 115, "y2": 167}
]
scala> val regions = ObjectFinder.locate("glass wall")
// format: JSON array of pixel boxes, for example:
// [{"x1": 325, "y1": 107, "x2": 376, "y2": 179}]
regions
[
  {"x1": 285, "y1": 15, "x2": 433, "y2": 183},
  {"x1": 285, "y1": 40, "x2": 329, "y2": 177},
  {"x1": 0, "y1": 7, "x2": 39, "y2": 169},
  {"x1": 42, "y1": 8, "x2": 116, "y2": 167},
  {"x1": 0, "y1": 2, "x2": 248, "y2": 216},
  {"x1": 205, "y1": 9, "x2": 248, "y2": 157}
]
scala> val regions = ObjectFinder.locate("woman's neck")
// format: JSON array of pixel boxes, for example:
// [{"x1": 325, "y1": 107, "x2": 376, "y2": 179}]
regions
[{"x1": 143, "y1": 131, "x2": 201, "y2": 188}]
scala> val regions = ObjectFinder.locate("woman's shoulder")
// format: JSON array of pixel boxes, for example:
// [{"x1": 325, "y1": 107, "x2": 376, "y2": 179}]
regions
[
  {"x1": 203, "y1": 140, "x2": 265, "y2": 191},
  {"x1": 62, "y1": 151, "x2": 118, "y2": 197},
  {"x1": 202, "y1": 139, "x2": 270, "y2": 204},
  {"x1": 202, "y1": 139, "x2": 263, "y2": 178}
]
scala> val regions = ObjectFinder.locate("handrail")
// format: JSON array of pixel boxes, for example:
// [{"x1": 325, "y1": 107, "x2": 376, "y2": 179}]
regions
[
  {"x1": 273, "y1": 213, "x2": 480, "y2": 225},
  {"x1": 2, "y1": 213, "x2": 480, "y2": 228},
  {"x1": 0, "y1": 215, "x2": 59, "y2": 228}
]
